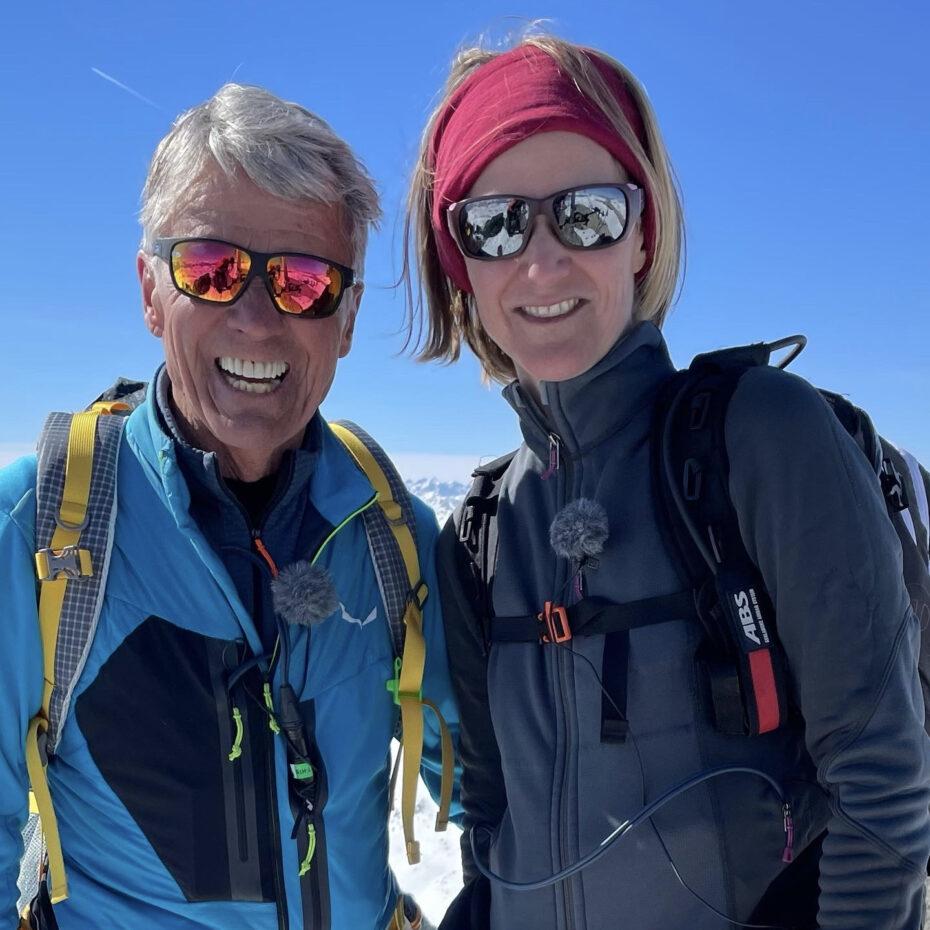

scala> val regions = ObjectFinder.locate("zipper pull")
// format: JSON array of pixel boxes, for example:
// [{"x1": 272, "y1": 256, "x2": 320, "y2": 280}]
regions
[
  {"x1": 298, "y1": 822, "x2": 317, "y2": 876},
  {"x1": 573, "y1": 572, "x2": 584, "y2": 600},
  {"x1": 263, "y1": 682, "x2": 281, "y2": 734},
  {"x1": 782, "y1": 802, "x2": 794, "y2": 863},
  {"x1": 541, "y1": 433, "x2": 561, "y2": 481},
  {"x1": 228, "y1": 705, "x2": 244, "y2": 761},
  {"x1": 253, "y1": 533, "x2": 279, "y2": 579}
]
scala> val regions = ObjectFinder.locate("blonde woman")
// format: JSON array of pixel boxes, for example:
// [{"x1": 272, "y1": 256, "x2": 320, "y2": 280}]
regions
[{"x1": 405, "y1": 34, "x2": 930, "y2": 930}]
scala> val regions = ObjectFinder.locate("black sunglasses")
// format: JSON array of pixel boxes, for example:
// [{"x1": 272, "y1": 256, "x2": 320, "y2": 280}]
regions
[
  {"x1": 152, "y1": 237, "x2": 357, "y2": 318},
  {"x1": 447, "y1": 183, "x2": 644, "y2": 261}
]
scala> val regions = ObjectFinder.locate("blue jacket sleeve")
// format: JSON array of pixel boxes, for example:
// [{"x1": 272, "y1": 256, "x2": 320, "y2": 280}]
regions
[
  {"x1": 0, "y1": 457, "x2": 45, "y2": 925},
  {"x1": 409, "y1": 498, "x2": 463, "y2": 826},
  {"x1": 727, "y1": 367, "x2": 930, "y2": 930}
]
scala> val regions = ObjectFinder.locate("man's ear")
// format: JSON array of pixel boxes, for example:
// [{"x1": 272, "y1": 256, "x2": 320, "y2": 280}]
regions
[
  {"x1": 138, "y1": 250, "x2": 164, "y2": 338},
  {"x1": 338, "y1": 284, "x2": 363, "y2": 358}
]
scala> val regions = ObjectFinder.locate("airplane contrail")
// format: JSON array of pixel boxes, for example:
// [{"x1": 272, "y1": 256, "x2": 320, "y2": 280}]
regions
[{"x1": 90, "y1": 67, "x2": 166, "y2": 113}]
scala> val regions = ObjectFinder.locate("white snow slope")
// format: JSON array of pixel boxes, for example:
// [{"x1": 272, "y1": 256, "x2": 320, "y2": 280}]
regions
[{"x1": 389, "y1": 478, "x2": 469, "y2": 924}]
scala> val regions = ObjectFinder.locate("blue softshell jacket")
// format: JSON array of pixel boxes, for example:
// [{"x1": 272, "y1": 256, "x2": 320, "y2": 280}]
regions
[{"x1": 0, "y1": 378, "x2": 460, "y2": 929}]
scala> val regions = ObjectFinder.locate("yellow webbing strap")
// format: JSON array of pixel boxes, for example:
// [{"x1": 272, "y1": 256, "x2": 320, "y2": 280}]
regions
[
  {"x1": 421, "y1": 697, "x2": 454, "y2": 831},
  {"x1": 36, "y1": 409, "x2": 99, "y2": 714},
  {"x1": 387, "y1": 893, "x2": 406, "y2": 930},
  {"x1": 330, "y1": 423, "x2": 454, "y2": 865},
  {"x1": 36, "y1": 404, "x2": 127, "y2": 715},
  {"x1": 30, "y1": 401, "x2": 128, "y2": 904},
  {"x1": 25, "y1": 718, "x2": 66, "y2": 902}
]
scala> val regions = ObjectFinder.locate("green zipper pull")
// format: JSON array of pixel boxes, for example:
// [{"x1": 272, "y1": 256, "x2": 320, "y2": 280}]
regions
[
  {"x1": 264, "y1": 682, "x2": 280, "y2": 734},
  {"x1": 298, "y1": 822, "x2": 317, "y2": 876},
  {"x1": 228, "y1": 705, "x2": 244, "y2": 761}
]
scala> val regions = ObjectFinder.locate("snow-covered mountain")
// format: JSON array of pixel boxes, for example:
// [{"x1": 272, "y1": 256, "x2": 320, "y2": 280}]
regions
[{"x1": 405, "y1": 477, "x2": 469, "y2": 526}]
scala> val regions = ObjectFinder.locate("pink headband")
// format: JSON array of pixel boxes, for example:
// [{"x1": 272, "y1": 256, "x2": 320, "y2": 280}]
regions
[{"x1": 428, "y1": 44, "x2": 655, "y2": 293}]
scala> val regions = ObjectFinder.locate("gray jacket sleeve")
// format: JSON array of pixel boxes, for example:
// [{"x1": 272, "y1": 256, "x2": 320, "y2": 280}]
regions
[{"x1": 726, "y1": 365, "x2": 930, "y2": 930}]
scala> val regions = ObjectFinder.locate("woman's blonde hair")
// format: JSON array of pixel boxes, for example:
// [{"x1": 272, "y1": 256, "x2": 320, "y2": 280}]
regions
[{"x1": 403, "y1": 33, "x2": 684, "y2": 384}]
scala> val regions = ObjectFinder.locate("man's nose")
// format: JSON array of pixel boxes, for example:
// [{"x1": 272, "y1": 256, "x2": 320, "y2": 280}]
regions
[{"x1": 226, "y1": 274, "x2": 285, "y2": 336}]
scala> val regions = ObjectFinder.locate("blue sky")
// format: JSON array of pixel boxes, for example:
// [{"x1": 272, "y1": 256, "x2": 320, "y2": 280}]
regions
[{"x1": 1, "y1": 0, "x2": 927, "y2": 477}]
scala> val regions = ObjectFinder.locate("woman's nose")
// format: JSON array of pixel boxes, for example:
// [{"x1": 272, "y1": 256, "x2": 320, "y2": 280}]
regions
[{"x1": 521, "y1": 216, "x2": 571, "y2": 282}]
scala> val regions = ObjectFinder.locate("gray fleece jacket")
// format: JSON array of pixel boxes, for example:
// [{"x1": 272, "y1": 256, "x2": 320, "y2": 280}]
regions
[{"x1": 439, "y1": 322, "x2": 930, "y2": 929}]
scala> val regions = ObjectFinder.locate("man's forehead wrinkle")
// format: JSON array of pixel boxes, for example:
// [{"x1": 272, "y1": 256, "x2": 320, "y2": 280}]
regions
[{"x1": 161, "y1": 171, "x2": 352, "y2": 261}]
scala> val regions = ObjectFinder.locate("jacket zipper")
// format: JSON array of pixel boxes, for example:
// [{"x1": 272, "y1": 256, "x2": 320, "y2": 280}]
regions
[
  {"x1": 309, "y1": 492, "x2": 379, "y2": 566},
  {"x1": 556, "y1": 445, "x2": 578, "y2": 930},
  {"x1": 250, "y1": 529, "x2": 289, "y2": 930},
  {"x1": 542, "y1": 429, "x2": 579, "y2": 930},
  {"x1": 263, "y1": 700, "x2": 289, "y2": 930},
  {"x1": 227, "y1": 696, "x2": 249, "y2": 862},
  {"x1": 254, "y1": 492, "x2": 377, "y2": 930}
]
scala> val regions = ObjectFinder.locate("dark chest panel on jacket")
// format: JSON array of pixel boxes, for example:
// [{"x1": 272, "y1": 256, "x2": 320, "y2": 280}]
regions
[{"x1": 75, "y1": 615, "x2": 280, "y2": 903}]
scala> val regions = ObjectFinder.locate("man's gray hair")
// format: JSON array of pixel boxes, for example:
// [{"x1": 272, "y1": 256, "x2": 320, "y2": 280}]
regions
[{"x1": 139, "y1": 83, "x2": 381, "y2": 270}]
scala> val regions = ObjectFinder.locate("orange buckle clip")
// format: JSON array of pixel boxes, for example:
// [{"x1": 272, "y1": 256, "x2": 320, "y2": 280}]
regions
[{"x1": 538, "y1": 601, "x2": 572, "y2": 643}]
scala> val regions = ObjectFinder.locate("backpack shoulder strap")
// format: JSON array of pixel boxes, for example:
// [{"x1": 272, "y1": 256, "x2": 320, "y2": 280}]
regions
[
  {"x1": 813, "y1": 397, "x2": 930, "y2": 637},
  {"x1": 328, "y1": 420, "x2": 453, "y2": 865},
  {"x1": 28, "y1": 400, "x2": 130, "y2": 904},
  {"x1": 880, "y1": 439, "x2": 930, "y2": 567},
  {"x1": 456, "y1": 450, "x2": 517, "y2": 651},
  {"x1": 329, "y1": 420, "x2": 416, "y2": 658},
  {"x1": 652, "y1": 349, "x2": 790, "y2": 736}
]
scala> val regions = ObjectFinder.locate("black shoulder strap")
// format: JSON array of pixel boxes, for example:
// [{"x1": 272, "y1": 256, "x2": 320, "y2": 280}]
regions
[
  {"x1": 92, "y1": 378, "x2": 148, "y2": 409},
  {"x1": 652, "y1": 351, "x2": 790, "y2": 736},
  {"x1": 815, "y1": 398, "x2": 930, "y2": 639},
  {"x1": 818, "y1": 389, "x2": 883, "y2": 474},
  {"x1": 456, "y1": 451, "x2": 516, "y2": 652}
]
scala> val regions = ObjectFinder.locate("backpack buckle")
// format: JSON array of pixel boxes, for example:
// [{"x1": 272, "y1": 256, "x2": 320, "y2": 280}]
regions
[
  {"x1": 538, "y1": 601, "x2": 572, "y2": 643},
  {"x1": 407, "y1": 579, "x2": 429, "y2": 611},
  {"x1": 880, "y1": 458, "x2": 909, "y2": 512},
  {"x1": 385, "y1": 656, "x2": 423, "y2": 705},
  {"x1": 35, "y1": 545, "x2": 93, "y2": 581}
]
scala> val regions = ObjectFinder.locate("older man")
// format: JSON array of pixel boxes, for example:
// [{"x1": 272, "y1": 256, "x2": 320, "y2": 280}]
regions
[{"x1": 0, "y1": 84, "x2": 458, "y2": 929}]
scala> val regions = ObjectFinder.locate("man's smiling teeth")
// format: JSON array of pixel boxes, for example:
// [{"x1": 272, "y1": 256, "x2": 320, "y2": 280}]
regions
[
  {"x1": 521, "y1": 298, "x2": 580, "y2": 319},
  {"x1": 217, "y1": 357, "x2": 288, "y2": 394}
]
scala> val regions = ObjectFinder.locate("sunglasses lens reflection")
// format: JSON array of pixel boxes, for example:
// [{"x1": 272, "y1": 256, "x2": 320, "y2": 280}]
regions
[
  {"x1": 458, "y1": 185, "x2": 631, "y2": 259},
  {"x1": 460, "y1": 198, "x2": 529, "y2": 259},
  {"x1": 170, "y1": 240, "x2": 250, "y2": 302},
  {"x1": 266, "y1": 255, "x2": 342, "y2": 317},
  {"x1": 553, "y1": 187, "x2": 629, "y2": 248}
]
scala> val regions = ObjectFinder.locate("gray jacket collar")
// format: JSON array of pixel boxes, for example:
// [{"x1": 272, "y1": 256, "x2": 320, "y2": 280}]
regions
[{"x1": 503, "y1": 321, "x2": 675, "y2": 459}]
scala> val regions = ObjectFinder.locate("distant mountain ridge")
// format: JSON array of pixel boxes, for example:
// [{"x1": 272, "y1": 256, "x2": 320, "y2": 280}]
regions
[{"x1": 405, "y1": 477, "x2": 468, "y2": 525}]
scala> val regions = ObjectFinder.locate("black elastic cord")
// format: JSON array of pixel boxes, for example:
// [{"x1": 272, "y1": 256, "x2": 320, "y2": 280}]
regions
[
  {"x1": 470, "y1": 643, "x2": 790, "y2": 929},
  {"x1": 471, "y1": 763, "x2": 787, "y2": 891}
]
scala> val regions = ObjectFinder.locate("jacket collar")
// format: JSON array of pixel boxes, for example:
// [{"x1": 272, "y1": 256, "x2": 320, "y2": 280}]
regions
[
  {"x1": 503, "y1": 321, "x2": 675, "y2": 459},
  {"x1": 125, "y1": 366, "x2": 376, "y2": 532}
]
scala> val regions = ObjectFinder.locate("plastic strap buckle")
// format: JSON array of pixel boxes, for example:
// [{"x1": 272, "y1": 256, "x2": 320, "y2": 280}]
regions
[
  {"x1": 538, "y1": 601, "x2": 572, "y2": 644},
  {"x1": 35, "y1": 545, "x2": 92, "y2": 581},
  {"x1": 385, "y1": 656, "x2": 422, "y2": 705},
  {"x1": 407, "y1": 579, "x2": 428, "y2": 611},
  {"x1": 880, "y1": 458, "x2": 909, "y2": 512}
]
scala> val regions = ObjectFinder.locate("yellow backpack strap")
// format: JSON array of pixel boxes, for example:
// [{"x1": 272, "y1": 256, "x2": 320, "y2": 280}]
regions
[
  {"x1": 329, "y1": 421, "x2": 454, "y2": 865},
  {"x1": 28, "y1": 401, "x2": 130, "y2": 903}
]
